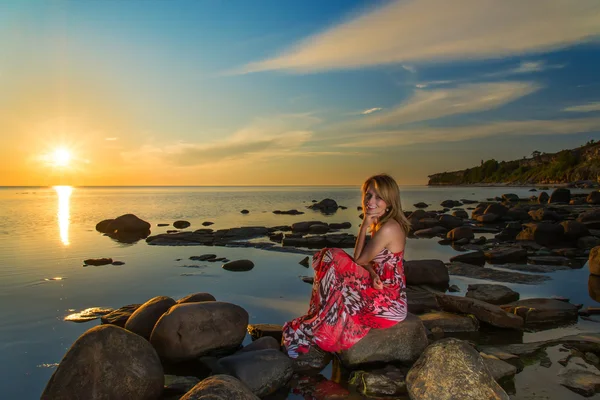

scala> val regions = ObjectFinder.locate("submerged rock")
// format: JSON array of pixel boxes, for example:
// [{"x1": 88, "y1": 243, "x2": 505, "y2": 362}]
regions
[{"x1": 101, "y1": 304, "x2": 141, "y2": 327}]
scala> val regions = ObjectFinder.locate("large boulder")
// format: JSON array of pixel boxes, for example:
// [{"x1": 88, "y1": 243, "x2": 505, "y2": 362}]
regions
[
  {"x1": 538, "y1": 191, "x2": 550, "y2": 204},
  {"x1": 338, "y1": 314, "x2": 428, "y2": 367},
  {"x1": 587, "y1": 191, "x2": 600, "y2": 205},
  {"x1": 125, "y1": 296, "x2": 176, "y2": 340},
  {"x1": 308, "y1": 199, "x2": 338, "y2": 213},
  {"x1": 180, "y1": 375, "x2": 259, "y2": 400},
  {"x1": 516, "y1": 222, "x2": 565, "y2": 246},
  {"x1": 41, "y1": 325, "x2": 163, "y2": 400},
  {"x1": 217, "y1": 349, "x2": 293, "y2": 397},
  {"x1": 150, "y1": 302, "x2": 249, "y2": 362},
  {"x1": 561, "y1": 221, "x2": 590, "y2": 241},
  {"x1": 549, "y1": 188, "x2": 571, "y2": 204},
  {"x1": 500, "y1": 298, "x2": 579, "y2": 327},
  {"x1": 177, "y1": 292, "x2": 217, "y2": 304},
  {"x1": 407, "y1": 338, "x2": 509, "y2": 400},
  {"x1": 107, "y1": 214, "x2": 151, "y2": 233},
  {"x1": 449, "y1": 251, "x2": 485, "y2": 266},
  {"x1": 466, "y1": 284, "x2": 519, "y2": 305},
  {"x1": 484, "y1": 203, "x2": 508, "y2": 217},
  {"x1": 404, "y1": 260, "x2": 449, "y2": 289},
  {"x1": 446, "y1": 226, "x2": 474, "y2": 242},
  {"x1": 590, "y1": 246, "x2": 600, "y2": 276},
  {"x1": 438, "y1": 215, "x2": 464, "y2": 230}
]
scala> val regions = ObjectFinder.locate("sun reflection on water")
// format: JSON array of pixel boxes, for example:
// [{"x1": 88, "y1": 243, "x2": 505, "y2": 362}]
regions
[{"x1": 53, "y1": 186, "x2": 73, "y2": 246}]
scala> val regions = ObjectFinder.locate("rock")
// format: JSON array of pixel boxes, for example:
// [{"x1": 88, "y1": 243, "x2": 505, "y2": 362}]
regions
[
  {"x1": 406, "y1": 338, "x2": 509, "y2": 400},
  {"x1": 449, "y1": 250, "x2": 485, "y2": 266},
  {"x1": 448, "y1": 284, "x2": 460, "y2": 293},
  {"x1": 579, "y1": 236, "x2": 600, "y2": 249},
  {"x1": 180, "y1": 375, "x2": 259, "y2": 400},
  {"x1": 562, "y1": 221, "x2": 591, "y2": 240},
  {"x1": 500, "y1": 263, "x2": 570, "y2": 273},
  {"x1": 339, "y1": 314, "x2": 428, "y2": 367},
  {"x1": 448, "y1": 262, "x2": 549, "y2": 285},
  {"x1": 418, "y1": 311, "x2": 479, "y2": 332},
  {"x1": 177, "y1": 293, "x2": 216, "y2": 304},
  {"x1": 528, "y1": 208, "x2": 561, "y2": 222},
  {"x1": 446, "y1": 226, "x2": 474, "y2": 241},
  {"x1": 202, "y1": 221, "x2": 214, "y2": 226},
  {"x1": 506, "y1": 207, "x2": 530, "y2": 221},
  {"x1": 538, "y1": 192, "x2": 550, "y2": 204},
  {"x1": 466, "y1": 284, "x2": 520, "y2": 305},
  {"x1": 484, "y1": 203, "x2": 508, "y2": 217},
  {"x1": 476, "y1": 213, "x2": 499, "y2": 223},
  {"x1": 452, "y1": 210, "x2": 469, "y2": 219},
  {"x1": 441, "y1": 200, "x2": 461, "y2": 208},
  {"x1": 190, "y1": 254, "x2": 217, "y2": 261},
  {"x1": 308, "y1": 224, "x2": 330, "y2": 234},
  {"x1": 481, "y1": 354, "x2": 518, "y2": 382},
  {"x1": 101, "y1": 304, "x2": 141, "y2": 327},
  {"x1": 238, "y1": 336, "x2": 280, "y2": 353},
  {"x1": 83, "y1": 257, "x2": 113, "y2": 266},
  {"x1": 289, "y1": 344, "x2": 332, "y2": 373},
  {"x1": 404, "y1": 260, "x2": 449, "y2": 289},
  {"x1": 125, "y1": 296, "x2": 176, "y2": 340},
  {"x1": 549, "y1": 188, "x2": 571, "y2": 204},
  {"x1": 484, "y1": 247, "x2": 527, "y2": 264},
  {"x1": 349, "y1": 365, "x2": 407, "y2": 397},
  {"x1": 406, "y1": 287, "x2": 441, "y2": 314},
  {"x1": 329, "y1": 222, "x2": 352, "y2": 229},
  {"x1": 273, "y1": 209, "x2": 304, "y2": 215},
  {"x1": 438, "y1": 215, "x2": 464, "y2": 229},
  {"x1": 164, "y1": 375, "x2": 201, "y2": 395},
  {"x1": 173, "y1": 220, "x2": 191, "y2": 229},
  {"x1": 479, "y1": 333, "x2": 600, "y2": 358},
  {"x1": 517, "y1": 222, "x2": 565, "y2": 246},
  {"x1": 247, "y1": 323, "x2": 283, "y2": 343},
  {"x1": 501, "y1": 298, "x2": 579, "y2": 327},
  {"x1": 299, "y1": 256, "x2": 310, "y2": 267},
  {"x1": 588, "y1": 191, "x2": 600, "y2": 205},
  {"x1": 502, "y1": 193, "x2": 519, "y2": 202},
  {"x1": 590, "y1": 275, "x2": 600, "y2": 301},
  {"x1": 240, "y1": 209, "x2": 249, "y2": 214},
  {"x1": 435, "y1": 292, "x2": 524, "y2": 329},
  {"x1": 95, "y1": 219, "x2": 114, "y2": 233},
  {"x1": 63, "y1": 307, "x2": 114, "y2": 323},
  {"x1": 150, "y1": 302, "x2": 249, "y2": 362},
  {"x1": 528, "y1": 255, "x2": 571, "y2": 265},
  {"x1": 414, "y1": 202, "x2": 429, "y2": 208},
  {"x1": 558, "y1": 357, "x2": 600, "y2": 397},
  {"x1": 41, "y1": 325, "x2": 163, "y2": 400},
  {"x1": 590, "y1": 247, "x2": 600, "y2": 276},
  {"x1": 308, "y1": 198, "x2": 338, "y2": 213},
  {"x1": 222, "y1": 259, "x2": 254, "y2": 272},
  {"x1": 414, "y1": 226, "x2": 448, "y2": 237},
  {"x1": 578, "y1": 209, "x2": 600, "y2": 229},
  {"x1": 291, "y1": 221, "x2": 325, "y2": 232},
  {"x1": 106, "y1": 214, "x2": 151, "y2": 232},
  {"x1": 217, "y1": 349, "x2": 293, "y2": 397}
]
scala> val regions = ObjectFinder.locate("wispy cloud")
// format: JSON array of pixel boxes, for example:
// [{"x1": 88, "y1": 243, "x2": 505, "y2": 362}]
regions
[
  {"x1": 335, "y1": 117, "x2": 600, "y2": 148},
  {"x1": 237, "y1": 0, "x2": 600, "y2": 74},
  {"x1": 361, "y1": 107, "x2": 383, "y2": 115},
  {"x1": 356, "y1": 81, "x2": 540, "y2": 128},
  {"x1": 485, "y1": 60, "x2": 565, "y2": 78},
  {"x1": 105, "y1": 137, "x2": 118, "y2": 141},
  {"x1": 563, "y1": 102, "x2": 600, "y2": 113}
]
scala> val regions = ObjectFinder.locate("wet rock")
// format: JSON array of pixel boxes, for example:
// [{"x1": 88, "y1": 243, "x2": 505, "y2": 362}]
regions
[
  {"x1": 222, "y1": 259, "x2": 254, "y2": 271},
  {"x1": 476, "y1": 213, "x2": 499, "y2": 223},
  {"x1": 240, "y1": 209, "x2": 249, "y2": 214},
  {"x1": 500, "y1": 298, "x2": 579, "y2": 327},
  {"x1": 418, "y1": 311, "x2": 479, "y2": 332},
  {"x1": 407, "y1": 338, "x2": 509, "y2": 400},
  {"x1": 291, "y1": 221, "x2": 325, "y2": 232},
  {"x1": 579, "y1": 236, "x2": 600, "y2": 249},
  {"x1": 479, "y1": 333, "x2": 600, "y2": 357},
  {"x1": 202, "y1": 221, "x2": 214, "y2": 226},
  {"x1": 238, "y1": 336, "x2": 280, "y2": 353},
  {"x1": 481, "y1": 354, "x2": 518, "y2": 382},
  {"x1": 190, "y1": 254, "x2": 217, "y2": 261},
  {"x1": 95, "y1": 219, "x2": 114, "y2": 233},
  {"x1": 449, "y1": 250, "x2": 485, "y2": 266},
  {"x1": 502, "y1": 193, "x2": 519, "y2": 202},
  {"x1": 414, "y1": 226, "x2": 448, "y2": 237},
  {"x1": 485, "y1": 203, "x2": 508, "y2": 217},
  {"x1": 150, "y1": 302, "x2": 249, "y2": 362},
  {"x1": 177, "y1": 293, "x2": 216, "y2": 304},
  {"x1": 164, "y1": 375, "x2": 201, "y2": 395},
  {"x1": 64, "y1": 307, "x2": 114, "y2": 323},
  {"x1": 528, "y1": 255, "x2": 571, "y2": 265},
  {"x1": 448, "y1": 284, "x2": 460, "y2": 292},
  {"x1": 308, "y1": 198, "x2": 339, "y2": 213},
  {"x1": 105, "y1": 214, "x2": 151, "y2": 233},
  {"x1": 528, "y1": 208, "x2": 561, "y2": 222},
  {"x1": 452, "y1": 209, "x2": 469, "y2": 219},
  {"x1": 561, "y1": 221, "x2": 590, "y2": 240},
  {"x1": 218, "y1": 349, "x2": 293, "y2": 397},
  {"x1": 125, "y1": 296, "x2": 176, "y2": 340},
  {"x1": 339, "y1": 313, "x2": 428, "y2": 367},
  {"x1": 329, "y1": 222, "x2": 352, "y2": 229},
  {"x1": 41, "y1": 325, "x2": 163, "y2": 400},
  {"x1": 404, "y1": 260, "x2": 449, "y2": 289},
  {"x1": 549, "y1": 188, "x2": 571, "y2": 204},
  {"x1": 446, "y1": 226, "x2": 474, "y2": 241},
  {"x1": 466, "y1": 284, "x2": 520, "y2": 305},
  {"x1": 538, "y1": 192, "x2": 550, "y2": 204},
  {"x1": 588, "y1": 191, "x2": 600, "y2": 205},
  {"x1": 517, "y1": 222, "x2": 565, "y2": 246},
  {"x1": 301, "y1": 276, "x2": 314, "y2": 284},
  {"x1": 299, "y1": 256, "x2": 310, "y2": 267},
  {"x1": 273, "y1": 209, "x2": 304, "y2": 215},
  {"x1": 500, "y1": 263, "x2": 571, "y2": 273},
  {"x1": 506, "y1": 207, "x2": 530, "y2": 221},
  {"x1": 435, "y1": 292, "x2": 524, "y2": 329},
  {"x1": 247, "y1": 323, "x2": 283, "y2": 343},
  {"x1": 589, "y1": 247, "x2": 600, "y2": 276},
  {"x1": 173, "y1": 220, "x2": 191, "y2": 229},
  {"x1": 414, "y1": 202, "x2": 429, "y2": 208},
  {"x1": 484, "y1": 247, "x2": 528, "y2": 264},
  {"x1": 438, "y1": 215, "x2": 464, "y2": 229},
  {"x1": 308, "y1": 224, "x2": 330, "y2": 234},
  {"x1": 441, "y1": 200, "x2": 462, "y2": 208},
  {"x1": 578, "y1": 210, "x2": 600, "y2": 230},
  {"x1": 406, "y1": 286, "x2": 441, "y2": 314},
  {"x1": 101, "y1": 304, "x2": 141, "y2": 327},
  {"x1": 349, "y1": 365, "x2": 407, "y2": 397},
  {"x1": 289, "y1": 344, "x2": 332, "y2": 373},
  {"x1": 83, "y1": 258, "x2": 113, "y2": 266},
  {"x1": 558, "y1": 357, "x2": 600, "y2": 397},
  {"x1": 180, "y1": 375, "x2": 259, "y2": 400},
  {"x1": 448, "y1": 262, "x2": 549, "y2": 284}
]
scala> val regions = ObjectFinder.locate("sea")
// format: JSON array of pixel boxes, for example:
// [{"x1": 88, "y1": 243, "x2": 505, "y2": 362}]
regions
[{"x1": 1, "y1": 185, "x2": 598, "y2": 399}]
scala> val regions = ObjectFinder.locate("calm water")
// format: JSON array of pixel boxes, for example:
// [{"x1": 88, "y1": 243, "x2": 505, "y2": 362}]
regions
[{"x1": 0, "y1": 185, "x2": 598, "y2": 399}]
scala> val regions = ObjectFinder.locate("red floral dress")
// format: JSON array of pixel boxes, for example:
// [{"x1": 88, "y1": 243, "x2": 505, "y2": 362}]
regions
[{"x1": 283, "y1": 247, "x2": 407, "y2": 358}]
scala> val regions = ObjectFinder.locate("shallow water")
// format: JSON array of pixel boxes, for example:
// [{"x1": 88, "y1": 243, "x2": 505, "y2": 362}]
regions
[{"x1": 0, "y1": 185, "x2": 598, "y2": 399}]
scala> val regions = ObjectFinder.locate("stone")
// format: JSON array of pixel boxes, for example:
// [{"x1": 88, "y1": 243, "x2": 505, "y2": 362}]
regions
[
  {"x1": 435, "y1": 292, "x2": 523, "y2": 329},
  {"x1": 414, "y1": 202, "x2": 429, "y2": 208},
  {"x1": 449, "y1": 250, "x2": 485, "y2": 266},
  {"x1": 484, "y1": 203, "x2": 508, "y2": 217},
  {"x1": 481, "y1": 354, "x2": 518, "y2": 382},
  {"x1": 418, "y1": 311, "x2": 479, "y2": 332},
  {"x1": 466, "y1": 284, "x2": 520, "y2": 305},
  {"x1": 125, "y1": 296, "x2": 176, "y2": 340},
  {"x1": 222, "y1": 259, "x2": 254, "y2": 271},
  {"x1": 476, "y1": 214, "x2": 499, "y2": 223},
  {"x1": 502, "y1": 193, "x2": 519, "y2": 202},
  {"x1": 589, "y1": 275, "x2": 600, "y2": 302},
  {"x1": 588, "y1": 191, "x2": 600, "y2": 205},
  {"x1": 448, "y1": 262, "x2": 549, "y2": 285},
  {"x1": 101, "y1": 304, "x2": 141, "y2": 327},
  {"x1": 517, "y1": 222, "x2": 565, "y2": 246},
  {"x1": 558, "y1": 357, "x2": 600, "y2": 397},
  {"x1": 247, "y1": 323, "x2": 283, "y2": 343},
  {"x1": 238, "y1": 336, "x2": 280, "y2": 353},
  {"x1": 404, "y1": 260, "x2": 449, "y2": 289},
  {"x1": 289, "y1": 344, "x2": 332, "y2": 373},
  {"x1": 106, "y1": 214, "x2": 151, "y2": 232},
  {"x1": 173, "y1": 220, "x2": 191, "y2": 229},
  {"x1": 414, "y1": 226, "x2": 448, "y2": 237},
  {"x1": 150, "y1": 302, "x2": 249, "y2": 362},
  {"x1": 407, "y1": 338, "x2": 509, "y2": 400},
  {"x1": 561, "y1": 221, "x2": 590, "y2": 240},
  {"x1": 446, "y1": 226, "x2": 474, "y2": 241},
  {"x1": 406, "y1": 286, "x2": 441, "y2": 314},
  {"x1": 164, "y1": 375, "x2": 200, "y2": 395},
  {"x1": 177, "y1": 293, "x2": 216, "y2": 304},
  {"x1": 308, "y1": 199, "x2": 338, "y2": 213},
  {"x1": 500, "y1": 298, "x2": 579, "y2": 327},
  {"x1": 579, "y1": 236, "x2": 600, "y2": 249},
  {"x1": 479, "y1": 333, "x2": 600, "y2": 357},
  {"x1": 349, "y1": 365, "x2": 406, "y2": 397},
  {"x1": 591, "y1": 247, "x2": 600, "y2": 276},
  {"x1": 339, "y1": 313, "x2": 428, "y2": 367},
  {"x1": 218, "y1": 349, "x2": 293, "y2": 397},
  {"x1": 484, "y1": 247, "x2": 528, "y2": 264},
  {"x1": 41, "y1": 325, "x2": 163, "y2": 400},
  {"x1": 83, "y1": 258, "x2": 113, "y2": 266},
  {"x1": 549, "y1": 188, "x2": 571, "y2": 204},
  {"x1": 180, "y1": 375, "x2": 259, "y2": 400},
  {"x1": 538, "y1": 191, "x2": 550, "y2": 204},
  {"x1": 438, "y1": 215, "x2": 464, "y2": 230},
  {"x1": 528, "y1": 255, "x2": 571, "y2": 265}
]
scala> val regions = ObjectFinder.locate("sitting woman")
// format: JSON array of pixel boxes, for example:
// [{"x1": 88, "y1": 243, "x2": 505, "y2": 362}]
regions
[{"x1": 283, "y1": 173, "x2": 411, "y2": 358}]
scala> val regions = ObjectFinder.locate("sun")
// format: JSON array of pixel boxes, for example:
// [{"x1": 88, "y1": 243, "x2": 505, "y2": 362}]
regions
[{"x1": 52, "y1": 148, "x2": 72, "y2": 167}]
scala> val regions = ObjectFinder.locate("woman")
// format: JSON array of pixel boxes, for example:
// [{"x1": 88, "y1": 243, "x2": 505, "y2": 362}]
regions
[{"x1": 283, "y1": 174, "x2": 410, "y2": 358}]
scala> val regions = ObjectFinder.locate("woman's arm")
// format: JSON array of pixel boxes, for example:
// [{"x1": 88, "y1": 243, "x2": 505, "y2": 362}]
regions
[{"x1": 353, "y1": 217, "x2": 370, "y2": 261}]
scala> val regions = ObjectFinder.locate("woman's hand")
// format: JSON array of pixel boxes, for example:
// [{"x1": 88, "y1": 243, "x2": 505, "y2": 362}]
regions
[{"x1": 370, "y1": 271, "x2": 383, "y2": 290}]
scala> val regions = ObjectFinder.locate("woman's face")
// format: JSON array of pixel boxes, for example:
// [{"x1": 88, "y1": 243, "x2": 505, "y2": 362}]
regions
[{"x1": 364, "y1": 184, "x2": 388, "y2": 215}]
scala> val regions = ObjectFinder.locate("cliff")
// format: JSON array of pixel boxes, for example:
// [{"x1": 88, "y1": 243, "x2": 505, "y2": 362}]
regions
[{"x1": 428, "y1": 141, "x2": 600, "y2": 186}]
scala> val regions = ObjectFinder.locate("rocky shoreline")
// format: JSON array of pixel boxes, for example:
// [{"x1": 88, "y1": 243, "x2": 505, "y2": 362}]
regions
[{"x1": 50, "y1": 188, "x2": 600, "y2": 398}]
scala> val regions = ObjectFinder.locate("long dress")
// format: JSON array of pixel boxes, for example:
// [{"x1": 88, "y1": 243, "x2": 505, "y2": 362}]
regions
[{"x1": 282, "y1": 247, "x2": 407, "y2": 358}]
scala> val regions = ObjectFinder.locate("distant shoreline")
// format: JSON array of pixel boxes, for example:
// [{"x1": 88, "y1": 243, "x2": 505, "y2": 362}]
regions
[{"x1": 427, "y1": 182, "x2": 572, "y2": 188}]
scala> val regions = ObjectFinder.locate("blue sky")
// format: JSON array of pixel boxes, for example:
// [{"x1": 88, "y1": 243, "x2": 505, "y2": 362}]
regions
[{"x1": 1, "y1": 0, "x2": 599, "y2": 185}]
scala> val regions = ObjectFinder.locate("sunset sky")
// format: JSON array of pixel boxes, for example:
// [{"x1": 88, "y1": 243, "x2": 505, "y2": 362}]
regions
[{"x1": 1, "y1": 0, "x2": 600, "y2": 186}]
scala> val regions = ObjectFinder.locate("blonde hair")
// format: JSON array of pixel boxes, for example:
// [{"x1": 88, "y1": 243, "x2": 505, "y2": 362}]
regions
[{"x1": 362, "y1": 174, "x2": 411, "y2": 234}]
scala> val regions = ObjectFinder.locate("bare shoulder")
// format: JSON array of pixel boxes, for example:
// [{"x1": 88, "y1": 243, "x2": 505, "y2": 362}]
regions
[{"x1": 378, "y1": 219, "x2": 405, "y2": 238}]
